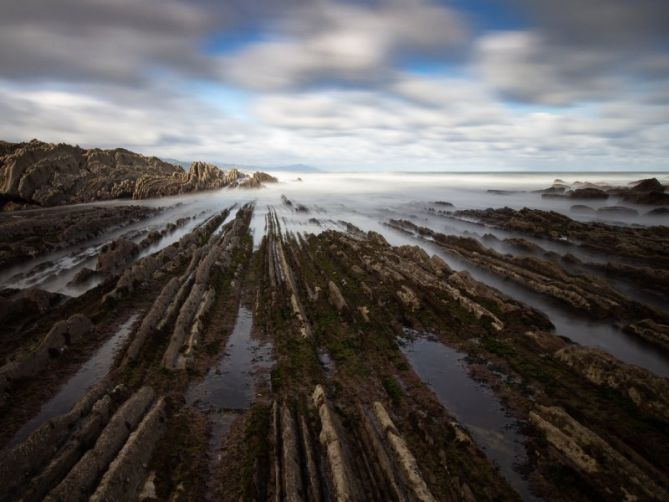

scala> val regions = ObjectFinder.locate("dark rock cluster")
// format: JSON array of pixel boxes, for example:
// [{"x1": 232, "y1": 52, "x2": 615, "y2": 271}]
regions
[{"x1": 0, "y1": 139, "x2": 277, "y2": 210}]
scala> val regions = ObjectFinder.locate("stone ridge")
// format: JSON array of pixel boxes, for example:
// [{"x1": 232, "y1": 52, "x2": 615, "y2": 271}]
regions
[{"x1": 0, "y1": 139, "x2": 277, "y2": 209}]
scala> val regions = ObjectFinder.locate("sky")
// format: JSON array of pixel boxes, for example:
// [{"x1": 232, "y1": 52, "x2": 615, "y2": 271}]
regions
[{"x1": 1, "y1": 0, "x2": 668, "y2": 171}]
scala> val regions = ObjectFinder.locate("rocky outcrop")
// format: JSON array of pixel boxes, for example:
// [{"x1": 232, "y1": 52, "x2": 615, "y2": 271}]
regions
[
  {"x1": 0, "y1": 381, "x2": 115, "y2": 500},
  {"x1": 0, "y1": 384, "x2": 166, "y2": 502},
  {"x1": 89, "y1": 398, "x2": 166, "y2": 502},
  {"x1": 328, "y1": 280, "x2": 348, "y2": 313},
  {"x1": 0, "y1": 287, "x2": 65, "y2": 329},
  {"x1": 0, "y1": 314, "x2": 93, "y2": 403},
  {"x1": 453, "y1": 206, "x2": 669, "y2": 268},
  {"x1": 570, "y1": 188, "x2": 608, "y2": 199},
  {"x1": 96, "y1": 238, "x2": 140, "y2": 276},
  {"x1": 555, "y1": 345, "x2": 669, "y2": 421},
  {"x1": 624, "y1": 319, "x2": 669, "y2": 351},
  {"x1": 0, "y1": 204, "x2": 159, "y2": 269},
  {"x1": 161, "y1": 205, "x2": 253, "y2": 369},
  {"x1": 631, "y1": 178, "x2": 663, "y2": 192},
  {"x1": 536, "y1": 177, "x2": 668, "y2": 205},
  {"x1": 312, "y1": 385, "x2": 358, "y2": 501},
  {"x1": 529, "y1": 405, "x2": 667, "y2": 500},
  {"x1": 371, "y1": 402, "x2": 436, "y2": 502},
  {"x1": 46, "y1": 386, "x2": 156, "y2": 501},
  {"x1": 0, "y1": 139, "x2": 277, "y2": 209}
]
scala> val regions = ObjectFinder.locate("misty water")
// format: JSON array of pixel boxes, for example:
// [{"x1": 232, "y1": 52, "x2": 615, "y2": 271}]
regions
[
  {"x1": 4, "y1": 171, "x2": 667, "y2": 297},
  {"x1": 2, "y1": 172, "x2": 667, "y2": 376},
  {"x1": 6, "y1": 313, "x2": 139, "y2": 449}
]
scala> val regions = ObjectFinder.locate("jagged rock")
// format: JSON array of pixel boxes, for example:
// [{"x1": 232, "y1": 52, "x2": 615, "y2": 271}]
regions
[
  {"x1": 96, "y1": 238, "x2": 140, "y2": 276},
  {"x1": 328, "y1": 280, "x2": 348, "y2": 313},
  {"x1": 452, "y1": 206, "x2": 669, "y2": 268},
  {"x1": 89, "y1": 398, "x2": 167, "y2": 502},
  {"x1": 0, "y1": 381, "x2": 112, "y2": 500},
  {"x1": 0, "y1": 314, "x2": 93, "y2": 396},
  {"x1": 237, "y1": 171, "x2": 278, "y2": 188},
  {"x1": 529, "y1": 405, "x2": 667, "y2": 500},
  {"x1": 624, "y1": 319, "x2": 669, "y2": 351},
  {"x1": 46, "y1": 386, "x2": 155, "y2": 501},
  {"x1": 433, "y1": 201, "x2": 453, "y2": 207},
  {"x1": 70, "y1": 267, "x2": 97, "y2": 285},
  {"x1": 647, "y1": 207, "x2": 669, "y2": 216},
  {"x1": 396, "y1": 286, "x2": 420, "y2": 311},
  {"x1": 19, "y1": 393, "x2": 115, "y2": 501},
  {"x1": 372, "y1": 402, "x2": 436, "y2": 502},
  {"x1": 555, "y1": 345, "x2": 669, "y2": 421},
  {"x1": 0, "y1": 287, "x2": 64, "y2": 326},
  {"x1": 279, "y1": 403, "x2": 304, "y2": 500},
  {"x1": 0, "y1": 139, "x2": 276, "y2": 209},
  {"x1": 0, "y1": 205, "x2": 158, "y2": 268},
  {"x1": 312, "y1": 385, "x2": 356, "y2": 501},
  {"x1": 503, "y1": 238, "x2": 543, "y2": 254},
  {"x1": 569, "y1": 188, "x2": 609, "y2": 199},
  {"x1": 630, "y1": 178, "x2": 663, "y2": 192}
]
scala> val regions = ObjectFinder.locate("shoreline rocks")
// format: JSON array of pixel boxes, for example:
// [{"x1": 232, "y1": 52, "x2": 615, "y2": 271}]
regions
[{"x1": 0, "y1": 139, "x2": 277, "y2": 210}]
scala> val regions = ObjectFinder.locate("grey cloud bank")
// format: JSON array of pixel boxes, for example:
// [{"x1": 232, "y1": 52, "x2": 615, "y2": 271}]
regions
[{"x1": 0, "y1": 0, "x2": 667, "y2": 171}]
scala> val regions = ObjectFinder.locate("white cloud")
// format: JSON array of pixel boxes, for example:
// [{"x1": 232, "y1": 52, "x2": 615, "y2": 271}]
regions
[
  {"x1": 222, "y1": 2, "x2": 466, "y2": 90},
  {"x1": 0, "y1": 0, "x2": 667, "y2": 171}
]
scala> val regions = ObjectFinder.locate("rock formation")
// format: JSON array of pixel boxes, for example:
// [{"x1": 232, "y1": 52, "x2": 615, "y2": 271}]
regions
[{"x1": 0, "y1": 139, "x2": 277, "y2": 209}]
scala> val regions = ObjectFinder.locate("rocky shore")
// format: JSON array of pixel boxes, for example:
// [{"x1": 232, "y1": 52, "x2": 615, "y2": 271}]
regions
[
  {"x1": 0, "y1": 176, "x2": 667, "y2": 501},
  {"x1": 0, "y1": 139, "x2": 277, "y2": 210}
]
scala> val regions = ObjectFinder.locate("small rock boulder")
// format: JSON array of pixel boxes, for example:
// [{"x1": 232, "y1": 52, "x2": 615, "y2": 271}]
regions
[
  {"x1": 328, "y1": 281, "x2": 348, "y2": 313},
  {"x1": 569, "y1": 188, "x2": 609, "y2": 199}
]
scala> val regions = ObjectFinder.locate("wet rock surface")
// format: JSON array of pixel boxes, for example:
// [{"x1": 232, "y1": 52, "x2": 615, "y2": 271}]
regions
[
  {"x1": 454, "y1": 206, "x2": 669, "y2": 267},
  {"x1": 0, "y1": 204, "x2": 160, "y2": 269},
  {"x1": 536, "y1": 177, "x2": 668, "y2": 205},
  {"x1": 0, "y1": 189, "x2": 668, "y2": 502}
]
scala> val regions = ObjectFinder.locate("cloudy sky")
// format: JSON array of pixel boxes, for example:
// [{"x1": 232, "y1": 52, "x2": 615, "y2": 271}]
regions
[{"x1": 1, "y1": 0, "x2": 668, "y2": 171}]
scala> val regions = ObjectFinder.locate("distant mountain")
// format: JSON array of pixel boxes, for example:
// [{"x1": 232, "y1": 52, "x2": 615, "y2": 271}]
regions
[
  {"x1": 270, "y1": 164, "x2": 323, "y2": 173},
  {"x1": 160, "y1": 157, "x2": 323, "y2": 173},
  {"x1": 216, "y1": 162, "x2": 323, "y2": 173},
  {"x1": 162, "y1": 158, "x2": 191, "y2": 170}
]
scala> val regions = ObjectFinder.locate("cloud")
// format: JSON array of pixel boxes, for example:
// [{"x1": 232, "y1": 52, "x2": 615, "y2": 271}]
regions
[
  {"x1": 515, "y1": 0, "x2": 669, "y2": 49},
  {"x1": 474, "y1": 31, "x2": 621, "y2": 106},
  {"x1": 474, "y1": 0, "x2": 669, "y2": 106},
  {"x1": 0, "y1": 0, "x2": 215, "y2": 83},
  {"x1": 221, "y1": 1, "x2": 467, "y2": 90},
  {"x1": 0, "y1": 0, "x2": 667, "y2": 171}
]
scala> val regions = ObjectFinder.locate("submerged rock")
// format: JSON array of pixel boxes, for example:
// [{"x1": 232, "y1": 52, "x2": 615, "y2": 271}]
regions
[
  {"x1": 596, "y1": 206, "x2": 638, "y2": 216},
  {"x1": 570, "y1": 204, "x2": 595, "y2": 213}
]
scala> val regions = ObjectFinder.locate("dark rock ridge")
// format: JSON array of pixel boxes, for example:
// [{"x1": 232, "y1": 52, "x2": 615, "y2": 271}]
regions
[
  {"x1": 0, "y1": 204, "x2": 160, "y2": 269},
  {"x1": 388, "y1": 218, "x2": 669, "y2": 350},
  {"x1": 0, "y1": 139, "x2": 277, "y2": 209},
  {"x1": 537, "y1": 177, "x2": 669, "y2": 205},
  {"x1": 1, "y1": 205, "x2": 668, "y2": 501},
  {"x1": 453, "y1": 206, "x2": 669, "y2": 268}
]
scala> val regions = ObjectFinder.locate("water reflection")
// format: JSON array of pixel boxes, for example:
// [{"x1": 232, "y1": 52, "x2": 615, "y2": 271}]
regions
[
  {"x1": 6, "y1": 313, "x2": 139, "y2": 448},
  {"x1": 400, "y1": 328, "x2": 538, "y2": 501}
]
